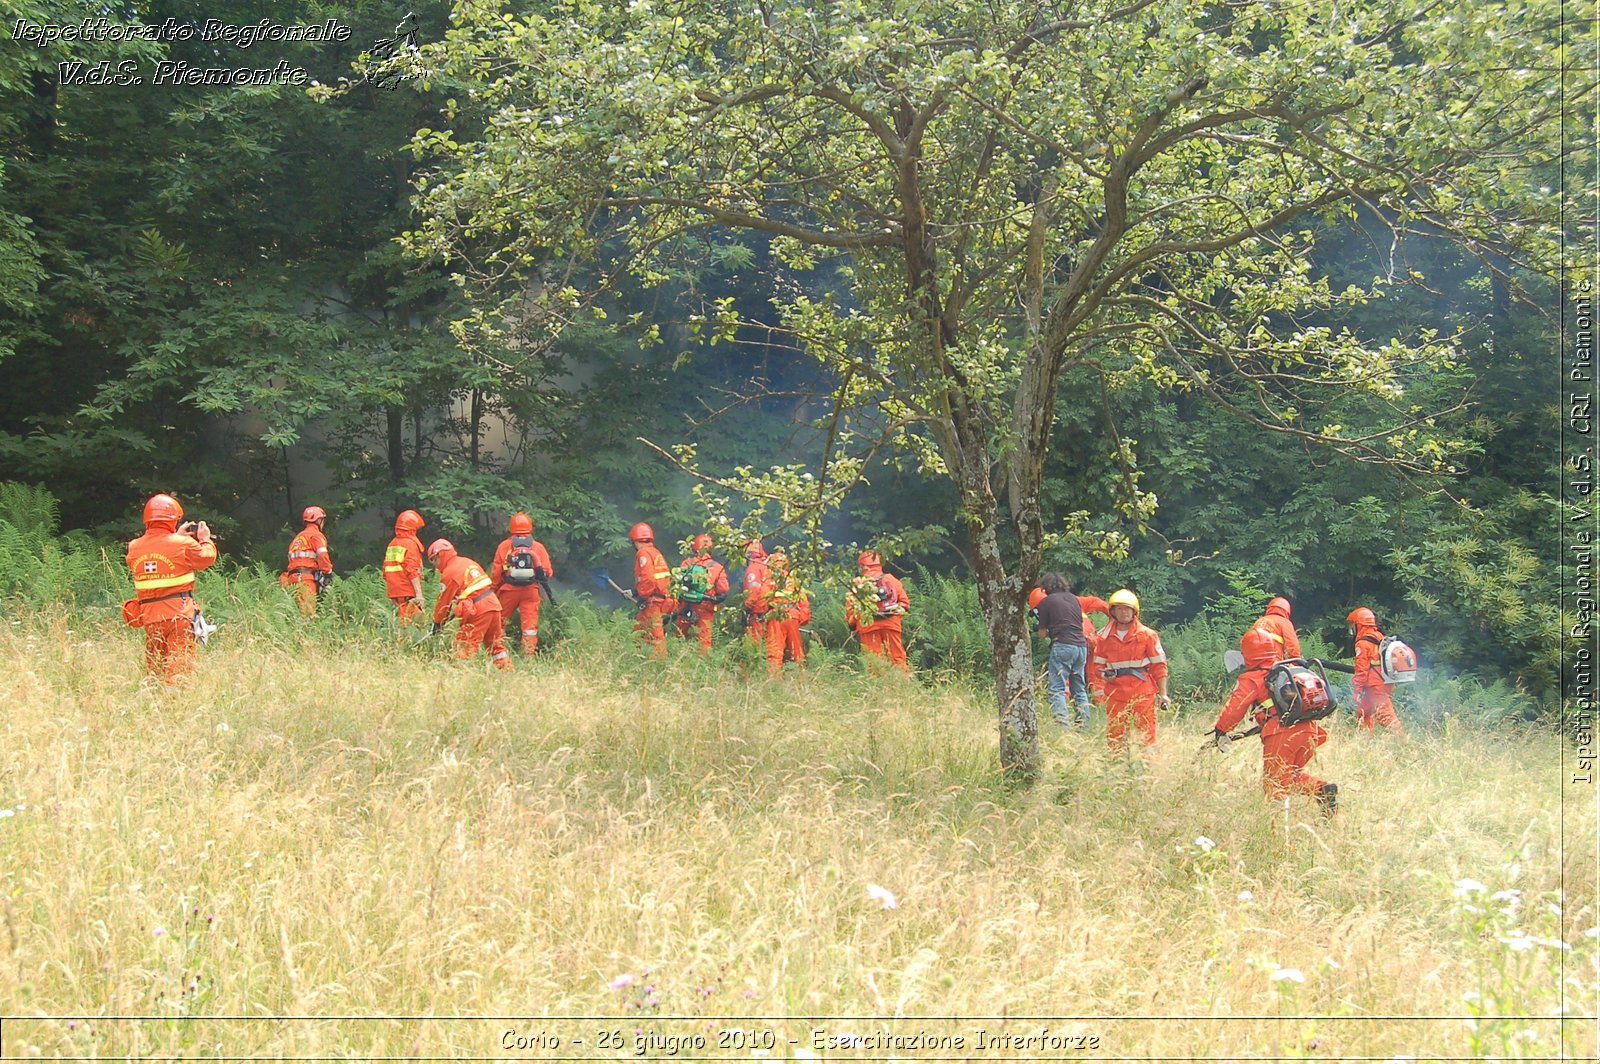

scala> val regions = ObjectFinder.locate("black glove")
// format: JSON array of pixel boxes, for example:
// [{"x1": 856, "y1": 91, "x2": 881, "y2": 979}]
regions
[
  {"x1": 1211, "y1": 728, "x2": 1231, "y2": 753},
  {"x1": 430, "y1": 621, "x2": 443, "y2": 636}
]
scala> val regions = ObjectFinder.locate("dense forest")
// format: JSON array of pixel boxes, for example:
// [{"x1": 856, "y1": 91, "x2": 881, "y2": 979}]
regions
[{"x1": 0, "y1": 0, "x2": 1584, "y2": 732}]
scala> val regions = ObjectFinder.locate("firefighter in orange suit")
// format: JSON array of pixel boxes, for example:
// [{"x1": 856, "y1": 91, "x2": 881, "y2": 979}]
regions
[
  {"x1": 492, "y1": 512, "x2": 555, "y2": 655},
  {"x1": 283, "y1": 505, "x2": 332, "y2": 616},
  {"x1": 742, "y1": 539, "x2": 774, "y2": 653},
  {"x1": 630, "y1": 522, "x2": 674, "y2": 658},
  {"x1": 846, "y1": 550, "x2": 910, "y2": 672},
  {"x1": 125, "y1": 493, "x2": 218, "y2": 683},
  {"x1": 674, "y1": 534, "x2": 731, "y2": 653},
  {"x1": 1349, "y1": 606, "x2": 1406, "y2": 736},
  {"x1": 1211, "y1": 626, "x2": 1337, "y2": 814},
  {"x1": 763, "y1": 548, "x2": 809, "y2": 673},
  {"x1": 428, "y1": 539, "x2": 512, "y2": 669},
  {"x1": 1092, "y1": 589, "x2": 1170, "y2": 754},
  {"x1": 383, "y1": 509, "x2": 427, "y2": 625},
  {"x1": 1251, "y1": 595, "x2": 1302, "y2": 660}
]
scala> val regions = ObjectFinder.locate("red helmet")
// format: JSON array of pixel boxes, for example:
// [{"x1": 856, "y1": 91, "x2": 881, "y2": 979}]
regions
[
  {"x1": 143, "y1": 493, "x2": 183, "y2": 527},
  {"x1": 1240, "y1": 625, "x2": 1281, "y2": 669},
  {"x1": 1347, "y1": 606, "x2": 1376, "y2": 627},
  {"x1": 629, "y1": 522, "x2": 654, "y2": 543},
  {"x1": 692, "y1": 533, "x2": 713, "y2": 552},
  {"x1": 744, "y1": 539, "x2": 766, "y2": 560},
  {"x1": 858, "y1": 550, "x2": 882, "y2": 570},
  {"x1": 426, "y1": 539, "x2": 456, "y2": 562},
  {"x1": 395, "y1": 509, "x2": 425, "y2": 533},
  {"x1": 302, "y1": 505, "x2": 327, "y2": 524},
  {"x1": 1266, "y1": 596, "x2": 1292, "y2": 618},
  {"x1": 1028, "y1": 587, "x2": 1047, "y2": 610},
  {"x1": 509, "y1": 512, "x2": 533, "y2": 535}
]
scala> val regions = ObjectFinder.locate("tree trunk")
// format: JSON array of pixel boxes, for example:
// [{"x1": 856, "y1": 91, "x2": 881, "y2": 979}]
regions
[
  {"x1": 386, "y1": 406, "x2": 405, "y2": 488},
  {"x1": 469, "y1": 388, "x2": 483, "y2": 470},
  {"x1": 896, "y1": 117, "x2": 1039, "y2": 783},
  {"x1": 26, "y1": 70, "x2": 57, "y2": 158},
  {"x1": 949, "y1": 405, "x2": 1040, "y2": 786},
  {"x1": 411, "y1": 402, "x2": 424, "y2": 468},
  {"x1": 969, "y1": 504, "x2": 1040, "y2": 786}
]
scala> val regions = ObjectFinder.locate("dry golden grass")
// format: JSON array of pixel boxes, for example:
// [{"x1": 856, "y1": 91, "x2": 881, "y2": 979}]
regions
[{"x1": 0, "y1": 614, "x2": 1594, "y2": 1059}]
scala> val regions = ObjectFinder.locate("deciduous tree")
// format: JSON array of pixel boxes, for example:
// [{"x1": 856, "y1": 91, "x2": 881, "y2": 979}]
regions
[{"x1": 413, "y1": 0, "x2": 1572, "y2": 779}]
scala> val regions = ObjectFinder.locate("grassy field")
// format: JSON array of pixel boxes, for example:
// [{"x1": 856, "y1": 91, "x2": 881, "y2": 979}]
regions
[{"x1": 0, "y1": 609, "x2": 1593, "y2": 1060}]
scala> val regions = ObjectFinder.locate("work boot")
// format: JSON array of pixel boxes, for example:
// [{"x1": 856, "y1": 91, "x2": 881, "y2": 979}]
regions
[{"x1": 1316, "y1": 782, "x2": 1339, "y2": 817}]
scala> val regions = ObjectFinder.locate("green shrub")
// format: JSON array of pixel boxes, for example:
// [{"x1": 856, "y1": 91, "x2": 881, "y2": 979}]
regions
[{"x1": 0, "y1": 482, "x2": 126, "y2": 606}]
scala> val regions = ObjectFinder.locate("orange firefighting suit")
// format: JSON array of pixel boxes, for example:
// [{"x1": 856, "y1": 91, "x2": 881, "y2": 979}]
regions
[
  {"x1": 1352, "y1": 617, "x2": 1406, "y2": 736},
  {"x1": 673, "y1": 551, "x2": 731, "y2": 653},
  {"x1": 1215, "y1": 629, "x2": 1328, "y2": 801},
  {"x1": 1252, "y1": 598, "x2": 1302, "y2": 660},
  {"x1": 126, "y1": 521, "x2": 218, "y2": 683},
  {"x1": 633, "y1": 542, "x2": 675, "y2": 658},
  {"x1": 383, "y1": 528, "x2": 425, "y2": 625},
  {"x1": 284, "y1": 523, "x2": 332, "y2": 616},
  {"x1": 492, "y1": 535, "x2": 555, "y2": 655},
  {"x1": 1093, "y1": 611, "x2": 1168, "y2": 752},
  {"x1": 742, "y1": 543, "x2": 774, "y2": 658},
  {"x1": 1078, "y1": 595, "x2": 1111, "y2": 697},
  {"x1": 846, "y1": 563, "x2": 911, "y2": 672},
  {"x1": 771, "y1": 561, "x2": 809, "y2": 673},
  {"x1": 433, "y1": 554, "x2": 513, "y2": 669}
]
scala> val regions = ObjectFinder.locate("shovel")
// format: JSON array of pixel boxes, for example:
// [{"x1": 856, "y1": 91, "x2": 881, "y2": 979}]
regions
[{"x1": 590, "y1": 568, "x2": 637, "y2": 602}]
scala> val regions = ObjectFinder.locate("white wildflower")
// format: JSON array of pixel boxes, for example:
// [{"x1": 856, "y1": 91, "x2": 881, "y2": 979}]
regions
[
  {"x1": 1194, "y1": 835, "x2": 1216, "y2": 853},
  {"x1": 1497, "y1": 931, "x2": 1535, "y2": 951},
  {"x1": 1453, "y1": 878, "x2": 1488, "y2": 897},
  {"x1": 866, "y1": 884, "x2": 897, "y2": 910},
  {"x1": 1269, "y1": 968, "x2": 1305, "y2": 984}
]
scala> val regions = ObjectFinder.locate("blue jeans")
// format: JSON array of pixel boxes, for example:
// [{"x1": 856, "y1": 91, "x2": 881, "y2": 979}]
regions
[{"x1": 1046, "y1": 642, "x2": 1092, "y2": 726}]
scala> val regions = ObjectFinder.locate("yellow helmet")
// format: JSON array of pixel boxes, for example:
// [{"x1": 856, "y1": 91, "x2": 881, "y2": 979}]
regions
[{"x1": 1108, "y1": 589, "x2": 1140, "y2": 613}]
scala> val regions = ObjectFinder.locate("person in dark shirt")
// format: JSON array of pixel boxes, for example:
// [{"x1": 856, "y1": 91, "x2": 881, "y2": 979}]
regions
[{"x1": 1035, "y1": 572, "x2": 1092, "y2": 729}]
